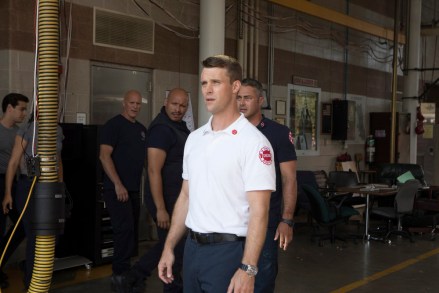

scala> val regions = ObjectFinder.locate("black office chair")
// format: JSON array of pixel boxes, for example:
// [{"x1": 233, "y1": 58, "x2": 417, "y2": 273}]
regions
[
  {"x1": 327, "y1": 171, "x2": 365, "y2": 207},
  {"x1": 296, "y1": 171, "x2": 319, "y2": 212},
  {"x1": 327, "y1": 171, "x2": 359, "y2": 189},
  {"x1": 302, "y1": 184, "x2": 359, "y2": 246},
  {"x1": 370, "y1": 179, "x2": 421, "y2": 243}
]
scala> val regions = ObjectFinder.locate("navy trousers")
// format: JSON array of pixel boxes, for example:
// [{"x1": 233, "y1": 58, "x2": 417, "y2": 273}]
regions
[
  {"x1": 15, "y1": 176, "x2": 35, "y2": 288},
  {"x1": 254, "y1": 227, "x2": 278, "y2": 293},
  {"x1": 183, "y1": 236, "x2": 244, "y2": 293},
  {"x1": 132, "y1": 225, "x2": 184, "y2": 292},
  {"x1": 103, "y1": 189, "x2": 140, "y2": 274},
  {"x1": 0, "y1": 176, "x2": 26, "y2": 271}
]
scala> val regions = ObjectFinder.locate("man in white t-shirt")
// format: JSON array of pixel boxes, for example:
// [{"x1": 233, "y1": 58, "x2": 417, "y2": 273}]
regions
[{"x1": 158, "y1": 55, "x2": 275, "y2": 293}]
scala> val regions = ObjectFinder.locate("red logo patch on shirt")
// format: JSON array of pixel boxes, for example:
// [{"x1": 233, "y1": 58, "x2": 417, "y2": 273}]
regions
[
  {"x1": 259, "y1": 146, "x2": 273, "y2": 165},
  {"x1": 232, "y1": 129, "x2": 237, "y2": 135},
  {"x1": 288, "y1": 131, "x2": 294, "y2": 145}
]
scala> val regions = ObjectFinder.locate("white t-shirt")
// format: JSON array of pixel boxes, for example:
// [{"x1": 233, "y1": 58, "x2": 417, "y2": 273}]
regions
[{"x1": 183, "y1": 114, "x2": 276, "y2": 236}]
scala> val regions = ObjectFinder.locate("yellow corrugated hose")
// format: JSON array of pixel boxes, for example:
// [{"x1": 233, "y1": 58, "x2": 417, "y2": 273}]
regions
[{"x1": 28, "y1": 0, "x2": 60, "y2": 292}]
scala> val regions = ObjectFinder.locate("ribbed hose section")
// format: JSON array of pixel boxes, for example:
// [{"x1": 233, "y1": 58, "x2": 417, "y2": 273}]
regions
[
  {"x1": 29, "y1": 0, "x2": 59, "y2": 292},
  {"x1": 29, "y1": 238, "x2": 56, "y2": 292}
]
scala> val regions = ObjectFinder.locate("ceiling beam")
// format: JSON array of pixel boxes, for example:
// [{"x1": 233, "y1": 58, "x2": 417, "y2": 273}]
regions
[{"x1": 269, "y1": 0, "x2": 406, "y2": 44}]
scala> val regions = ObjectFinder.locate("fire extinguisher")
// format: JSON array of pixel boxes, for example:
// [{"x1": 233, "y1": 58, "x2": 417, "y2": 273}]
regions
[{"x1": 365, "y1": 135, "x2": 375, "y2": 163}]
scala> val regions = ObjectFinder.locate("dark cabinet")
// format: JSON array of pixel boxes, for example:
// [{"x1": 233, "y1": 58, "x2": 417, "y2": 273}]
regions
[
  {"x1": 59, "y1": 123, "x2": 115, "y2": 265},
  {"x1": 331, "y1": 100, "x2": 348, "y2": 140}
]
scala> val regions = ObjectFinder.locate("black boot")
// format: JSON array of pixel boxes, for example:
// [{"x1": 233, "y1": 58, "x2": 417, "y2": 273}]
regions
[
  {"x1": 110, "y1": 272, "x2": 135, "y2": 293},
  {"x1": 127, "y1": 268, "x2": 146, "y2": 293}
]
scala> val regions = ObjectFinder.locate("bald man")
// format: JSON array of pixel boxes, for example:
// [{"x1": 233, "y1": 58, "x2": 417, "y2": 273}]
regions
[
  {"x1": 99, "y1": 90, "x2": 147, "y2": 293},
  {"x1": 129, "y1": 88, "x2": 190, "y2": 293}
]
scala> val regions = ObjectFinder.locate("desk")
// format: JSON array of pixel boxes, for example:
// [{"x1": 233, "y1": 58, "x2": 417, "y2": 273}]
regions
[{"x1": 336, "y1": 186, "x2": 397, "y2": 240}]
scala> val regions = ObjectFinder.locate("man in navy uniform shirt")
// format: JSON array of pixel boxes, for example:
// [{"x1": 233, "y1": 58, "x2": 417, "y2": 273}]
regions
[
  {"x1": 238, "y1": 78, "x2": 297, "y2": 293},
  {"x1": 99, "y1": 90, "x2": 147, "y2": 293},
  {"x1": 130, "y1": 88, "x2": 190, "y2": 292}
]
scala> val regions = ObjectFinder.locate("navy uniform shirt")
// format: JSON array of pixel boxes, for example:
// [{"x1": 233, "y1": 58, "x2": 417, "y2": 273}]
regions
[
  {"x1": 144, "y1": 107, "x2": 190, "y2": 217},
  {"x1": 100, "y1": 114, "x2": 147, "y2": 192},
  {"x1": 257, "y1": 116, "x2": 297, "y2": 228}
]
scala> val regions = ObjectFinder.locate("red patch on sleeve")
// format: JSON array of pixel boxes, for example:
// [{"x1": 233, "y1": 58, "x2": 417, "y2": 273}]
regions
[
  {"x1": 259, "y1": 147, "x2": 272, "y2": 165},
  {"x1": 289, "y1": 131, "x2": 294, "y2": 145}
]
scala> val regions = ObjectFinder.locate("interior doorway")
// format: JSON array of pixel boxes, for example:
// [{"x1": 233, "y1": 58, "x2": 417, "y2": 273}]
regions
[
  {"x1": 90, "y1": 62, "x2": 152, "y2": 127},
  {"x1": 90, "y1": 62, "x2": 154, "y2": 241}
]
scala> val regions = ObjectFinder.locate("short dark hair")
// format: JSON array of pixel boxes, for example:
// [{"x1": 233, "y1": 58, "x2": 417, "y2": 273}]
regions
[
  {"x1": 2, "y1": 93, "x2": 29, "y2": 113},
  {"x1": 241, "y1": 78, "x2": 264, "y2": 98},
  {"x1": 202, "y1": 55, "x2": 242, "y2": 83}
]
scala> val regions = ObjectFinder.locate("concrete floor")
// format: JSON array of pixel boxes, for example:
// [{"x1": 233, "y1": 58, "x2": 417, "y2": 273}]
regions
[{"x1": 3, "y1": 218, "x2": 439, "y2": 293}]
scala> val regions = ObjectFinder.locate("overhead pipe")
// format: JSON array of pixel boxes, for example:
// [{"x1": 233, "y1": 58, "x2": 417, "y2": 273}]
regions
[
  {"x1": 237, "y1": 0, "x2": 245, "y2": 67},
  {"x1": 403, "y1": 0, "x2": 422, "y2": 164},
  {"x1": 343, "y1": 1, "x2": 349, "y2": 100},
  {"x1": 390, "y1": 0, "x2": 400, "y2": 163},
  {"x1": 254, "y1": 0, "x2": 259, "y2": 79},
  {"x1": 269, "y1": 0, "x2": 405, "y2": 44},
  {"x1": 266, "y1": 2, "x2": 274, "y2": 110},
  {"x1": 248, "y1": 0, "x2": 255, "y2": 78},
  {"x1": 243, "y1": 0, "x2": 248, "y2": 77}
]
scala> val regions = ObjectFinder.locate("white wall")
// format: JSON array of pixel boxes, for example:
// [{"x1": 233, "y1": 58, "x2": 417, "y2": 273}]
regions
[{"x1": 267, "y1": 84, "x2": 397, "y2": 173}]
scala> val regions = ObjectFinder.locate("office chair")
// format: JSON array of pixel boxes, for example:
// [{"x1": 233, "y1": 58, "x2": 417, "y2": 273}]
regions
[
  {"x1": 328, "y1": 171, "x2": 359, "y2": 189},
  {"x1": 327, "y1": 171, "x2": 365, "y2": 207},
  {"x1": 370, "y1": 179, "x2": 420, "y2": 243},
  {"x1": 297, "y1": 171, "x2": 320, "y2": 212},
  {"x1": 302, "y1": 184, "x2": 359, "y2": 246}
]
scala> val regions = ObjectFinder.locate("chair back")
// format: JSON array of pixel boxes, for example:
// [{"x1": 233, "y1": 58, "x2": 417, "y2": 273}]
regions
[
  {"x1": 395, "y1": 179, "x2": 420, "y2": 214},
  {"x1": 297, "y1": 171, "x2": 319, "y2": 210},
  {"x1": 313, "y1": 170, "x2": 328, "y2": 191},
  {"x1": 377, "y1": 163, "x2": 427, "y2": 186},
  {"x1": 302, "y1": 184, "x2": 330, "y2": 223},
  {"x1": 328, "y1": 171, "x2": 359, "y2": 189}
]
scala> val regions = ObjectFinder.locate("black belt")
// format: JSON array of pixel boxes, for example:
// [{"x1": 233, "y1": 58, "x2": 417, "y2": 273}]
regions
[{"x1": 189, "y1": 229, "x2": 245, "y2": 245}]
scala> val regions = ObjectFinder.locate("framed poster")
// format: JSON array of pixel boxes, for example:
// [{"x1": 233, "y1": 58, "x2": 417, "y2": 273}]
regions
[
  {"x1": 286, "y1": 84, "x2": 321, "y2": 156},
  {"x1": 276, "y1": 100, "x2": 286, "y2": 115},
  {"x1": 274, "y1": 117, "x2": 285, "y2": 125}
]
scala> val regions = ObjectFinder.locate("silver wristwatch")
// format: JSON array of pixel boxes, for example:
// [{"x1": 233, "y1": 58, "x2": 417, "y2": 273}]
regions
[{"x1": 240, "y1": 263, "x2": 258, "y2": 277}]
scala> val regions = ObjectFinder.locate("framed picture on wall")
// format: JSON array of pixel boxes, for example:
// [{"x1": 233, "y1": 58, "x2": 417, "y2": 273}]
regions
[
  {"x1": 286, "y1": 84, "x2": 321, "y2": 156},
  {"x1": 275, "y1": 117, "x2": 285, "y2": 125},
  {"x1": 276, "y1": 100, "x2": 286, "y2": 115}
]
